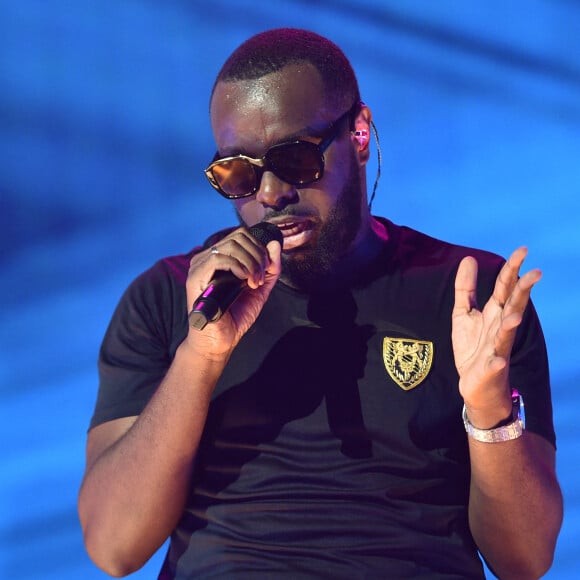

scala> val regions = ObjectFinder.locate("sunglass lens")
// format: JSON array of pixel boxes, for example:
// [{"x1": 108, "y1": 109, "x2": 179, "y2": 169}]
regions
[
  {"x1": 267, "y1": 142, "x2": 324, "y2": 185},
  {"x1": 211, "y1": 159, "x2": 257, "y2": 198}
]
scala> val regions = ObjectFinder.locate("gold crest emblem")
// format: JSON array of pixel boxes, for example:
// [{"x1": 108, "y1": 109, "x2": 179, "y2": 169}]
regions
[{"x1": 383, "y1": 337, "x2": 434, "y2": 390}]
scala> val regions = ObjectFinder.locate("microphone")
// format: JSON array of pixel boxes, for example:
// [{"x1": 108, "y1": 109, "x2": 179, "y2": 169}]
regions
[{"x1": 188, "y1": 222, "x2": 283, "y2": 331}]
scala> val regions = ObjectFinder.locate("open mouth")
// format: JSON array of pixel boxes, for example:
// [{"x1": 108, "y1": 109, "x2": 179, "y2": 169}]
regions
[{"x1": 269, "y1": 218, "x2": 316, "y2": 251}]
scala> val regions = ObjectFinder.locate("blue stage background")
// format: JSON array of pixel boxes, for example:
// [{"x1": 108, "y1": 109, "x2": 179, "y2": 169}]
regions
[{"x1": 1, "y1": 1, "x2": 578, "y2": 578}]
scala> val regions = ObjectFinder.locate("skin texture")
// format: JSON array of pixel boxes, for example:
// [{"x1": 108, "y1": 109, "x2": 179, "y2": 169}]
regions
[
  {"x1": 78, "y1": 62, "x2": 562, "y2": 579},
  {"x1": 210, "y1": 63, "x2": 383, "y2": 290},
  {"x1": 453, "y1": 249, "x2": 562, "y2": 578}
]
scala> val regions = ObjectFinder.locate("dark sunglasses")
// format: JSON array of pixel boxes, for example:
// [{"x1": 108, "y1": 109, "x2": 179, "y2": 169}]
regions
[{"x1": 204, "y1": 102, "x2": 360, "y2": 199}]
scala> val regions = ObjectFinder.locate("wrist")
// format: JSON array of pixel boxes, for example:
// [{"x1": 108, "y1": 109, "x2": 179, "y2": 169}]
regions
[
  {"x1": 463, "y1": 388, "x2": 525, "y2": 443},
  {"x1": 463, "y1": 404, "x2": 513, "y2": 430},
  {"x1": 176, "y1": 337, "x2": 231, "y2": 369},
  {"x1": 462, "y1": 389, "x2": 514, "y2": 430}
]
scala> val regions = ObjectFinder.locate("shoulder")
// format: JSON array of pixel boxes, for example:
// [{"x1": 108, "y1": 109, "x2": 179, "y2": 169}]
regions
[{"x1": 378, "y1": 217, "x2": 505, "y2": 279}]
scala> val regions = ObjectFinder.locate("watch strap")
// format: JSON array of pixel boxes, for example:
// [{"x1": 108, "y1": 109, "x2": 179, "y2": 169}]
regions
[{"x1": 462, "y1": 389, "x2": 525, "y2": 443}]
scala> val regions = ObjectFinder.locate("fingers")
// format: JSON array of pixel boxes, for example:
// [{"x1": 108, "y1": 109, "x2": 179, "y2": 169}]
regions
[
  {"x1": 453, "y1": 247, "x2": 542, "y2": 410},
  {"x1": 265, "y1": 239, "x2": 282, "y2": 279},
  {"x1": 191, "y1": 227, "x2": 274, "y2": 293},
  {"x1": 493, "y1": 247, "x2": 542, "y2": 314},
  {"x1": 492, "y1": 246, "x2": 527, "y2": 308},
  {"x1": 495, "y1": 265, "x2": 541, "y2": 345},
  {"x1": 454, "y1": 256, "x2": 479, "y2": 315},
  {"x1": 206, "y1": 234, "x2": 269, "y2": 288},
  {"x1": 490, "y1": 248, "x2": 541, "y2": 359},
  {"x1": 504, "y1": 265, "x2": 542, "y2": 315},
  {"x1": 456, "y1": 248, "x2": 541, "y2": 320}
]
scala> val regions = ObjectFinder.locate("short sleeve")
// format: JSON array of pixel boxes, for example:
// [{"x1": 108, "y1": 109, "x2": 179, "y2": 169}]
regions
[
  {"x1": 509, "y1": 300, "x2": 556, "y2": 448},
  {"x1": 89, "y1": 254, "x2": 191, "y2": 429}
]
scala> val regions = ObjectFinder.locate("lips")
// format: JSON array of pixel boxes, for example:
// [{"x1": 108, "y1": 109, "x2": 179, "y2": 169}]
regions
[{"x1": 268, "y1": 217, "x2": 316, "y2": 251}]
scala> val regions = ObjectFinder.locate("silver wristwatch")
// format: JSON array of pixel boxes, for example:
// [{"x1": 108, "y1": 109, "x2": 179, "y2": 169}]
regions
[{"x1": 462, "y1": 389, "x2": 525, "y2": 443}]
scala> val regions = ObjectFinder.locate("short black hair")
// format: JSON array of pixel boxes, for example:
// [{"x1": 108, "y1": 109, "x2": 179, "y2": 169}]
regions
[{"x1": 211, "y1": 28, "x2": 360, "y2": 113}]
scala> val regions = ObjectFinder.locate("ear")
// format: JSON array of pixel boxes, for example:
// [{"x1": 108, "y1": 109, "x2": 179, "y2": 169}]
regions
[{"x1": 351, "y1": 104, "x2": 372, "y2": 164}]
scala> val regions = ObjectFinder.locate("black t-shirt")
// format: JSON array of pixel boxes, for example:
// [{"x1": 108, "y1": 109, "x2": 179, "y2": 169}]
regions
[{"x1": 92, "y1": 219, "x2": 555, "y2": 579}]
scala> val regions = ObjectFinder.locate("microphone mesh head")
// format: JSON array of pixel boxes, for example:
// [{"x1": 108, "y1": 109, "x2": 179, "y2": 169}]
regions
[{"x1": 249, "y1": 222, "x2": 283, "y2": 247}]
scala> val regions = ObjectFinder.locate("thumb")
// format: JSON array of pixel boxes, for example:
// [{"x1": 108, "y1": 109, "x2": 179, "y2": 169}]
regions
[{"x1": 454, "y1": 256, "x2": 478, "y2": 316}]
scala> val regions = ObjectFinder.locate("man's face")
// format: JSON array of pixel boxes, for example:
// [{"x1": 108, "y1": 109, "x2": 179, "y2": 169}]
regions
[{"x1": 209, "y1": 63, "x2": 367, "y2": 288}]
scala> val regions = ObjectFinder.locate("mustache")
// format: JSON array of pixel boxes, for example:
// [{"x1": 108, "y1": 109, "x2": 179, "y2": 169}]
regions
[{"x1": 264, "y1": 206, "x2": 318, "y2": 221}]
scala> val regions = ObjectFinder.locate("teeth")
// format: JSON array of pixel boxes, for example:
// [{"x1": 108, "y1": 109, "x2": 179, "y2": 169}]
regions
[{"x1": 279, "y1": 219, "x2": 307, "y2": 229}]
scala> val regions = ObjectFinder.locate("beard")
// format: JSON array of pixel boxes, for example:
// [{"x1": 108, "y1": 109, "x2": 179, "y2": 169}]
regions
[
  {"x1": 284, "y1": 175, "x2": 362, "y2": 288},
  {"x1": 235, "y1": 149, "x2": 365, "y2": 291},
  {"x1": 271, "y1": 150, "x2": 364, "y2": 291}
]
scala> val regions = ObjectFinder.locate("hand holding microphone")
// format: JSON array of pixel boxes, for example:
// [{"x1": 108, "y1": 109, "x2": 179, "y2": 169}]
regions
[{"x1": 188, "y1": 222, "x2": 283, "y2": 331}]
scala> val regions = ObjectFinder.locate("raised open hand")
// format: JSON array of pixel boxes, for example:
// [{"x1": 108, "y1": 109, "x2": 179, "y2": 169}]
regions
[{"x1": 452, "y1": 247, "x2": 542, "y2": 421}]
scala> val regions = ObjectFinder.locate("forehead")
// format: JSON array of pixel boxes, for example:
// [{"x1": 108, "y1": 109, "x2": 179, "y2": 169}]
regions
[{"x1": 210, "y1": 63, "x2": 332, "y2": 153}]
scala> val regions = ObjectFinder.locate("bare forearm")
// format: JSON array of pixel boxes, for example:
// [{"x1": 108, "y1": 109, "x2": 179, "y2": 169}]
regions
[
  {"x1": 78, "y1": 344, "x2": 226, "y2": 576},
  {"x1": 468, "y1": 432, "x2": 563, "y2": 579}
]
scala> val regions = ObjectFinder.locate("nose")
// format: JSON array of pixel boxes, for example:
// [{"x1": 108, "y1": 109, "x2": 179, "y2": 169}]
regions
[{"x1": 255, "y1": 171, "x2": 298, "y2": 210}]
